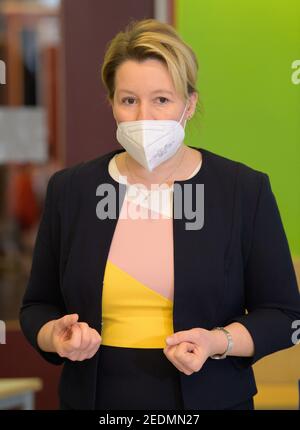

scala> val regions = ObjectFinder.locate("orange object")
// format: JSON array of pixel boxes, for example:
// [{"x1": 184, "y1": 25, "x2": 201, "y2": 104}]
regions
[{"x1": 12, "y1": 167, "x2": 40, "y2": 230}]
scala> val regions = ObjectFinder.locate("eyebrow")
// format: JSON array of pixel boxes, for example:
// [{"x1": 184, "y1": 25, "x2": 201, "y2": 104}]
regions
[
  {"x1": 151, "y1": 89, "x2": 174, "y2": 95},
  {"x1": 118, "y1": 89, "x2": 174, "y2": 96}
]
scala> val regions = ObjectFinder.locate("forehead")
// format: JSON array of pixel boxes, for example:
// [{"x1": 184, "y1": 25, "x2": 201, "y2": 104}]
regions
[{"x1": 114, "y1": 59, "x2": 175, "y2": 93}]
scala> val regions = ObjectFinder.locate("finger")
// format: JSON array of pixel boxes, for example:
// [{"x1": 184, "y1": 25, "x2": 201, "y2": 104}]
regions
[
  {"x1": 55, "y1": 314, "x2": 79, "y2": 332},
  {"x1": 67, "y1": 349, "x2": 87, "y2": 361},
  {"x1": 69, "y1": 329, "x2": 101, "y2": 361},
  {"x1": 68, "y1": 343, "x2": 98, "y2": 361},
  {"x1": 77, "y1": 323, "x2": 93, "y2": 351},
  {"x1": 72, "y1": 350, "x2": 88, "y2": 361},
  {"x1": 63, "y1": 323, "x2": 82, "y2": 352},
  {"x1": 164, "y1": 344, "x2": 192, "y2": 374},
  {"x1": 175, "y1": 342, "x2": 201, "y2": 373},
  {"x1": 67, "y1": 346, "x2": 97, "y2": 361},
  {"x1": 90, "y1": 328, "x2": 102, "y2": 347},
  {"x1": 56, "y1": 323, "x2": 80, "y2": 356},
  {"x1": 182, "y1": 343, "x2": 205, "y2": 372},
  {"x1": 67, "y1": 350, "x2": 80, "y2": 361},
  {"x1": 166, "y1": 329, "x2": 198, "y2": 346},
  {"x1": 84, "y1": 346, "x2": 100, "y2": 360},
  {"x1": 170, "y1": 343, "x2": 195, "y2": 374},
  {"x1": 82, "y1": 330, "x2": 102, "y2": 358}
]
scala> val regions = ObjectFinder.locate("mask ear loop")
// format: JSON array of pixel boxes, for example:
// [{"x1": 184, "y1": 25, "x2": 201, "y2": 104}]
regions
[{"x1": 178, "y1": 102, "x2": 190, "y2": 129}]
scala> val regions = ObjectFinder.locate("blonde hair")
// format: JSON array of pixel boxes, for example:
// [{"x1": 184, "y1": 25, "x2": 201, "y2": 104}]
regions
[{"x1": 101, "y1": 19, "x2": 199, "y2": 102}]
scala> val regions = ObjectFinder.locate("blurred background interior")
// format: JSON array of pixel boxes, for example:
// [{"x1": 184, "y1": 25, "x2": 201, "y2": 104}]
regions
[{"x1": 0, "y1": 0, "x2": 299, "y2": 410}]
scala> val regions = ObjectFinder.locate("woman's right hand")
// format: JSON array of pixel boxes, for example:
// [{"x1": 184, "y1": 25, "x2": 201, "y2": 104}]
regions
[
  {"x1": 38, "y1": 314, "x2": 102, "y2": 361},
  {"x1": 51, "y1": 314, "x2": 102, "y2": 361}
]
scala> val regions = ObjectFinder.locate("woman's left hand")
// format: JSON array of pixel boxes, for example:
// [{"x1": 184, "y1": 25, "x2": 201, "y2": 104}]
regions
[{"x1": 163, "y1": 328, "x2": 217, "y2": 375}]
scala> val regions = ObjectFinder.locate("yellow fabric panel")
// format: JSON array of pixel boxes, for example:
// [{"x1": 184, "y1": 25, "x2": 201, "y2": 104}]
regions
[
  {"x1": 101, "y1": 260, "x2": 174, "y2": 348},
  {"x1": 254, "y1": 384, "x2": 299, "y2": 410}
]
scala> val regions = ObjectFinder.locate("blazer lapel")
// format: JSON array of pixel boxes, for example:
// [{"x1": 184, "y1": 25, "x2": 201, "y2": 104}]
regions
[
  {"x1": 62, "y1": 151, "x2": 126, "y2": 332},
  {"x1": 172, "y1": 151, "x2": 229, "y2": 331}
]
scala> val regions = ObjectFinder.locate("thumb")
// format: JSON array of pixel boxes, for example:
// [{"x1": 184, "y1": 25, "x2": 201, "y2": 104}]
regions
[
  {"x1": 56, "y1": 313, "x2": 79, "y2": 331},
  {"x1": 166, "y1": 330, "x2": 196, "y2": 346}
]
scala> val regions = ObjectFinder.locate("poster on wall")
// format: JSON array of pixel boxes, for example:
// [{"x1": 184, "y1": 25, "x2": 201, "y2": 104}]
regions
[{"x1": 0, "y1": 107, "x2": 47, "y2": 163}]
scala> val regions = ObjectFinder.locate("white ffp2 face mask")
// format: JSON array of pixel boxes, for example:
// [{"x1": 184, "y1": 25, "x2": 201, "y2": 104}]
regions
[{"x1": 116, "y1": 104, "x2": 188, "y2": 172}]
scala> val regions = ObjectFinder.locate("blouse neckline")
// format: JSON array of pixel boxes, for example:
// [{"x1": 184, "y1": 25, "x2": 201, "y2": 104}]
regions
[{"x1": 108, "y1": 147, "x2": 204, "y2": 187}]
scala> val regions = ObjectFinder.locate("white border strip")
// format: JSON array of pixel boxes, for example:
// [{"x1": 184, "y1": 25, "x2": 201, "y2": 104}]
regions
[{"x1": 154, "y1": 0, "x2": 169, "y2": 23}]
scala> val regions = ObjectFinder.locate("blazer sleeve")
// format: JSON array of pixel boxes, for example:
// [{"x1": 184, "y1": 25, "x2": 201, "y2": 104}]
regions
[
  {"x1": 228, "y1": 172, "x2": 300, "y2": 369},
  {"x1": 19, "y1": 170, "x2": 67, "y2": 365}
]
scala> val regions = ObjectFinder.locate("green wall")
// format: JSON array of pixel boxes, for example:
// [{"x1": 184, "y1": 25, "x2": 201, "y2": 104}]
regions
[{"x1": 177, "y1": 0, "x2": 300, "y2": 256}]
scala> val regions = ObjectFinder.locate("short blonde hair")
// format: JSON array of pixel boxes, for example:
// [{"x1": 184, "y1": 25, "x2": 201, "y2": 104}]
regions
[{"x1": 101, "y1": 19, "x2": 198, "y2": 102}]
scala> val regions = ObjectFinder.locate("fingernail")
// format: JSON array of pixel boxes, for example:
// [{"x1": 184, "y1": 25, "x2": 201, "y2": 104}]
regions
[{"x1": 166, "y1": 337, "x2": 172, "y2": 344}]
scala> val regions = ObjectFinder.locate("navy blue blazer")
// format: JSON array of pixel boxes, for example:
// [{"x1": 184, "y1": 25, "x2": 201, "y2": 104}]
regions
[{"x1": 20, "y1": 146, "x2": 300, "y2": 410}]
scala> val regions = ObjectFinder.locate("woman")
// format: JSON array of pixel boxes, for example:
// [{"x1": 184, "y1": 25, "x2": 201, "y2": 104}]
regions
[{"x1": 20, "y1": 19, "x2": 300, "y2": 410}]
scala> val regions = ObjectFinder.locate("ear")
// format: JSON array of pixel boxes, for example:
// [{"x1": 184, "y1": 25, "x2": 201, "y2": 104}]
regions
[{"x1": 186, "y1": 92, "x2": 198, "y2": 120}]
